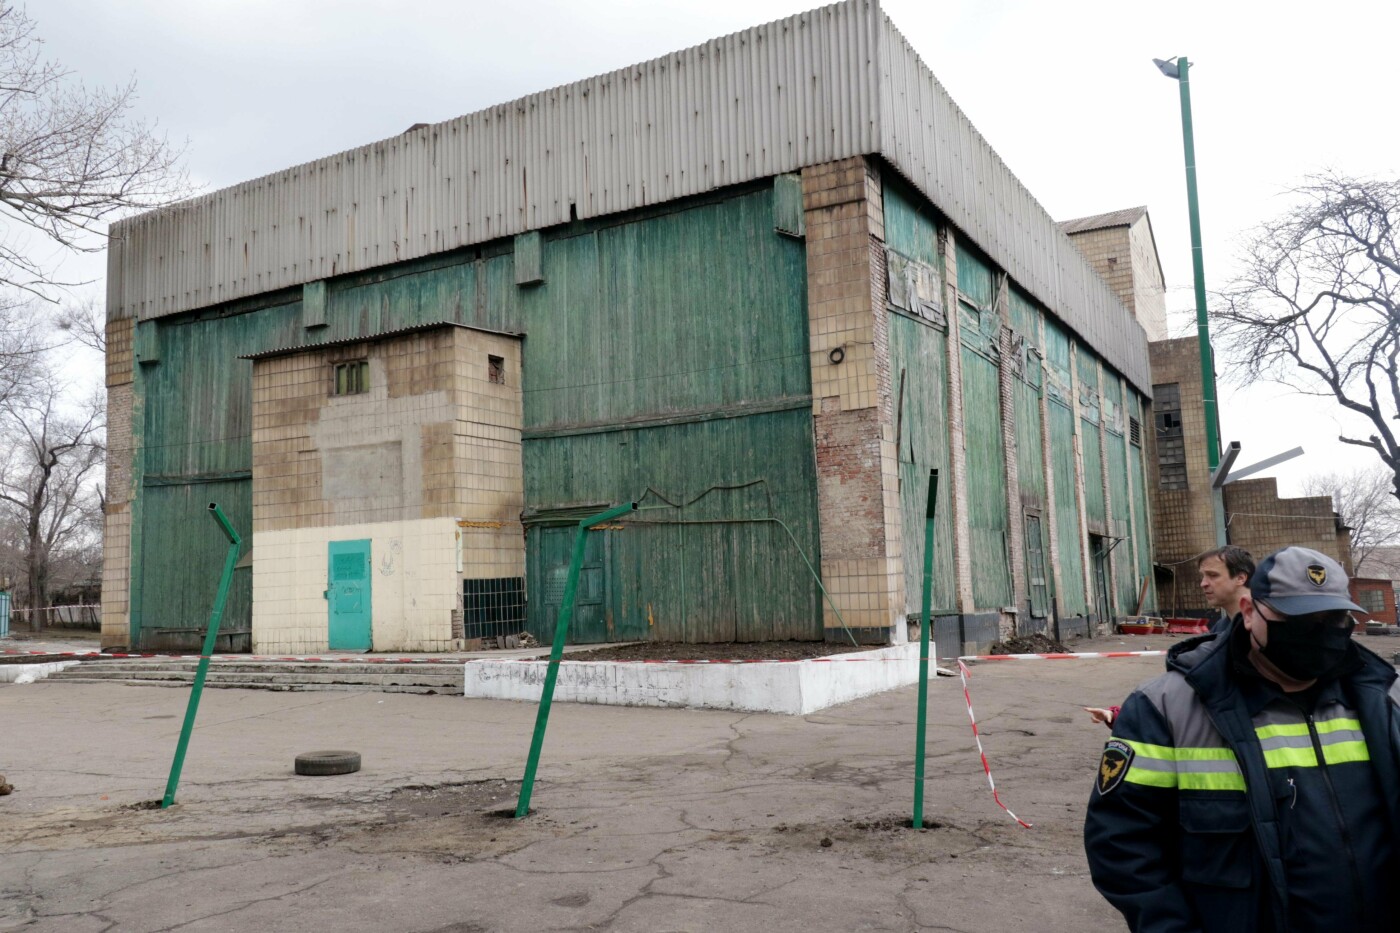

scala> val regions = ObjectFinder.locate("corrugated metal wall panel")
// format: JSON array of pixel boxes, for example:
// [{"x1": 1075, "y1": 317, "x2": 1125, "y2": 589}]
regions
[{"x1": 109, "y1": 0, "x2": 880, "y2": 324}]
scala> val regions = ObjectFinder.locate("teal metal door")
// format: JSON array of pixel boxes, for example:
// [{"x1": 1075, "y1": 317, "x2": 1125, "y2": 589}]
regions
[{"x1": 328, "y1": 540, "x2": 372, "y2": 650}]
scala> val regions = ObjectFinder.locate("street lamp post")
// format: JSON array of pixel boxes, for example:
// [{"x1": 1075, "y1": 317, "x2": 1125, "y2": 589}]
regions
[{"x1": 1154, "y1": 56, "x2": 1222, "y2": 473}]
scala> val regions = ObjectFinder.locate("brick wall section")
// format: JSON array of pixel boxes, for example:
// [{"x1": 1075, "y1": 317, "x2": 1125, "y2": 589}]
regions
[
  {"x1": 1128, "y1": 219, "x2": 1168, "y2": 342},
  {"x1": 250, "y1": 327, "x2": 523, "y2": 534},
  {"x1": 1146, "y1": 337, "x2": 1218, "y2": 613},
  {"x1": 1350, "y1": 578, "x2": 1397, "y2": 625},
  {"x1": 802, "y1": 157, "x2": 905, "y2": 643},
  {"x1": 1223, "y1": 477, "x2": 1351, "y2": 573},
  {"x1": 1063, "y1": 221, "x2": 1167, "y2": 342},
  {"x1": 101, "y1": 316, "x2": 136, "y2": 647}
]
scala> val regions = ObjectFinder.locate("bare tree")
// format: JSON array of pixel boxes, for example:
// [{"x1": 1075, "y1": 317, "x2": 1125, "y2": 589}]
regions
[
  {"x1": 54, "y1": 294, "x2": 104, "y2": 353},
  {"x1": 0, "y1": 375, "x2": 103, "y2": 618},
  {"x1": 0, "y1": 3, "x2": 189, "y2": 300},
  {"x1": 1302, "y1": 466, "x2": 1400, "y2": 574},
  {"x1": 1217, "y1": 173, "x2": 1400, "y2": 501}
]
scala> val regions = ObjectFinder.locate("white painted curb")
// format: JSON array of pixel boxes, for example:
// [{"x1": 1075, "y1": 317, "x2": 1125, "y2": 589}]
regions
[
  {"x1": 0, "y1": 661, "x2": 80, "y2": 684},
  {"x1": 463, "y1": 643, "x2": 927, "y2": 715}
]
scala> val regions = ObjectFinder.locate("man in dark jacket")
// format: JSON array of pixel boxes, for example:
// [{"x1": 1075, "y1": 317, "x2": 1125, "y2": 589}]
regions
[
  {"x1": 1084, "y1": 546, "x2": 1400, "y2": 932},
  {"x1": 1197, "y1": 545, "x2": 1254, "y2": 635}
]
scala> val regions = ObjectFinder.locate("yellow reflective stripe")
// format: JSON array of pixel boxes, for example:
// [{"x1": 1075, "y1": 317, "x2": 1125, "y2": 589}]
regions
[
  {"x1": 1255, "y1": 722, "x2": 1310, "y2": 740},
  {"x1": 1123, "y1": 766, "x2": 1176, "y2": 788},
  {"x1": 1117, "y1": 741, "x2": 1243, "y2": 791},
  {"x1": 1179, "y1": 771, "x2": 1246, "y2": 791},
  {"x1": 1314, "y1": 717, "x2": 1363, "y2": 735},
  {"x1": 1263, "y1": 746, "x2": 1320, "y2": 768},
  {"x1": 1174, "y1": 747, "x2": 1237, "y2": 762},
  {"x1": 1323, "y1": 741, "x2": 1370, "y2": 765},
  {"x1": 1263, "y1": 741, "x2": 1371, "y2": 768},
  {"x1": 1121, "y1": 740, "x2": 1175, "y2": 759},
  {"x1": 1255, "y1": 717, "x2": 1363, "y2": 740}
]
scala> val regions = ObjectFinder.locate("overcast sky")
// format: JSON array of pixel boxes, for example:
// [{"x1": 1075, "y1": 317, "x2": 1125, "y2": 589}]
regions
[{"x1": 35, "y1": 0, "x2": 1400, "y2": 497}]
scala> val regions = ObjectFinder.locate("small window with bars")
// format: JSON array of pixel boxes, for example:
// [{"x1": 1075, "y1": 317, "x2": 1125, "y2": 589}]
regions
[
  {"x1": 1355, "y1": 587, "x2": 1386, "y2": 616},
  {"x1": 462, "y1": 577, "x2": 526, "y2": 641},
  {"x1": 333, "y1": 360, "x2": 369, "y2": 396},
  {"x1": 1154, "y1": 383, "x2": 1186, "y2": 490}
]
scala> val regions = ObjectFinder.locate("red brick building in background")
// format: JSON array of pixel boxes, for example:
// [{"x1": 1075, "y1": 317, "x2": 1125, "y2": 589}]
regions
[{"x1": 1351, "y1": 577, "x2": 1398, "y2": 626}]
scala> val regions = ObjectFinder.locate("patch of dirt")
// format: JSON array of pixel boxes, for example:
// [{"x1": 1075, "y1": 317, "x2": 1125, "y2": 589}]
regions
[
  {"x1": 566, "y1": 640, "x2": 874, "y2": 662},
  {"x1": 763, "y1": 813, "x2": 1005, "y2": 862},
  {"x1": 988, "y1": 633, "x2": 1070, "y2": 655}
]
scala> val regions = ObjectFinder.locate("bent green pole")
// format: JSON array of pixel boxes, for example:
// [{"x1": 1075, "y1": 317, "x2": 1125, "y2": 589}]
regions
[
  {"x1": 913, "y1": 469, "x2": 939, "y2": 829},
  {"x1": 162, "y1": 503, "x2": 241, "y2": 809},
  {"x1": 516, "y1": 501, "x2": 637, "y2": 818}
]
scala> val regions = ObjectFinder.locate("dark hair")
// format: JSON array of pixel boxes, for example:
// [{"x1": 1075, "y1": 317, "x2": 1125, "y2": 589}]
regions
[{"x1": 1197, "y1": 546, "x2": 1255, "y2": 581}]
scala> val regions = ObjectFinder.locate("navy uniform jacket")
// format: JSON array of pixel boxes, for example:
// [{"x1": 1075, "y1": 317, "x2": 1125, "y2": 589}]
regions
[{"x1": 1084, "y1": 623, "x2": 1400, "y2": 932}]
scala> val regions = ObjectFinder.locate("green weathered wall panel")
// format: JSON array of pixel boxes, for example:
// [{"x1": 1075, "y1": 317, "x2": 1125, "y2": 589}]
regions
[
  {"x1": 1082, "y1": 420, "x2": 1106, "y2": 527},
  {"x1": 1106, "y1": 416, "x2": 1136, "y2": 610},
  {"x1": 1129, "y1": 415, "x2": 1157, "y2": 613},
  {"x1": 956, "y1": 242, "x2": 994, "y2": 310},
  {"x1": 138, "y1": 480, "x2": 251, "y2": 638},
  {"x1": 1049, "y1": 400, "x2": 1086, "y2": 616},
  {"x1": 890, "y1": 314, "x2": 956, "y2": 616},
  {"x1": 961, "y1": 345, "x2": 1012, "y2": 609},
  {"x1": 145, "y1": 302, "x2": 302, "y2": 478},
  {"x1": 1015, "y1": 379, "x2": 1046, "y2": 508},
  {"x1": 523, "y1": 190, "x2": 808, "y2": 431},
  {"x1": 523, "y1": 409, "x2": 821, "y2": 643},
  {"x1": 884, "y1": 179, "x2": 940, "y2": 266}
]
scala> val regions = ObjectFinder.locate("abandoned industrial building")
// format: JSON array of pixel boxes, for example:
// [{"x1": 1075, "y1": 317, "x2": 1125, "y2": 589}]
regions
[{"x1": 100, "y1": 0, "x2": 1161, "y2": 656}]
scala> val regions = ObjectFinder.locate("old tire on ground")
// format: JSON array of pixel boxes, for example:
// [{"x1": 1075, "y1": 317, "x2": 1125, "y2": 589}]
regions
[{"x1": 294, "y1": 750, "x2": 361, "y2": 776}]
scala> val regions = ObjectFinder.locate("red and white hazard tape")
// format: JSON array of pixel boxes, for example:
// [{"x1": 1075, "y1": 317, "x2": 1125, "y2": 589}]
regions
[
  {"x1": 958, "y1": 660, "x2": 1032, "y2": 829},
  {"x1": 955, "y1": 650, "x2": 1165, "y2": 662},
  {"x1": 4, "y1": 648, "x2": 1165, "y2": 665},
  {"x1": 0, "y1": 650, "x2": 468, "y2": 664}
]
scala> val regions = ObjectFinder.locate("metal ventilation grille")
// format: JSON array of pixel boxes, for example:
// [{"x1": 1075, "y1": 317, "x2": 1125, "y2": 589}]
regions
[{"x1": 1129, "y1": 416, "x2": 1142, "y2": 447}]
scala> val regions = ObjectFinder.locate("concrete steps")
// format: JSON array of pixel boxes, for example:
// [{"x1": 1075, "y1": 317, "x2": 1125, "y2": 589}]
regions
[{"x1": 45, "y1": 660, "x2": 463, "y2": 695}]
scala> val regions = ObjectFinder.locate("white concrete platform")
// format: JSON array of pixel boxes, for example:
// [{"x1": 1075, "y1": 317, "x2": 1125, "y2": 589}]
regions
[{"x1": 462, "y1": 643, "x2": 926, "y2": 715}]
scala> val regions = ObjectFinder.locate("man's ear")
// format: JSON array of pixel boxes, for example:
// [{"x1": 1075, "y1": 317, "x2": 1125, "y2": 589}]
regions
[{"x1": 1238, "y1": 593, "x2": 1255, "y2": 618}]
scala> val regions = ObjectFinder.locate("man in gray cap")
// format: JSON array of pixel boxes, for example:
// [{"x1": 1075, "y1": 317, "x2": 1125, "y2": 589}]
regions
[{"x1": 1084, "y1": 546, "x2": 1400, "y2": 932}]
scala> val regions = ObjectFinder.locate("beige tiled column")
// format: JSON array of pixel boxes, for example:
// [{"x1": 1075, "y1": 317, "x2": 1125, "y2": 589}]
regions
[
  {"x1": 101, "y1": 316, "x2": 136, "y2": 648},
  {"x1": 801, "y1": 157, "x2": 904, "y2": 644}
]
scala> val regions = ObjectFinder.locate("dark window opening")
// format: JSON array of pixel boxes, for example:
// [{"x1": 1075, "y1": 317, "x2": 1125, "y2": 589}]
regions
[
  {"x1": 333, "y1": 360, "x2": 369, "y2": 396},
  {"x1": 1153, "y1": 383, "x2": 1186, "y2": 490},
  {"x1": 462, "y1": 577, "x2": 526, "y2": 641},
  {"x1": 488, "y1": 355, "x2": 505, "y2": 385}
]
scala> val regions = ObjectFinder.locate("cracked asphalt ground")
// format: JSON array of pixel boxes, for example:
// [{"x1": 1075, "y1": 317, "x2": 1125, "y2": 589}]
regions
[{"x1": 0, "y1": 652, "x2": 1172, "y2": 932}]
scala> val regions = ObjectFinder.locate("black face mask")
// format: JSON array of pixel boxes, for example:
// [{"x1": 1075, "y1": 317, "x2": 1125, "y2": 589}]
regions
[{"x1": 1257, "y1": 619, "x2": 1354, "y2": 681}]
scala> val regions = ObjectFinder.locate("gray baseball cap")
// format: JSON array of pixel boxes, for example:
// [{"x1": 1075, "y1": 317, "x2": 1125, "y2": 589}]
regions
[{"x1": 1249, "y1": 546, "x2": 1363, "y2": 616}]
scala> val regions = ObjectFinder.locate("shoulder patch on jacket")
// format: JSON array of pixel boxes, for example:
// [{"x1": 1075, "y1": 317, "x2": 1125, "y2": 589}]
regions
[{"x1": 1096, "y1": 739, "x2": 1134, "y2": 795}]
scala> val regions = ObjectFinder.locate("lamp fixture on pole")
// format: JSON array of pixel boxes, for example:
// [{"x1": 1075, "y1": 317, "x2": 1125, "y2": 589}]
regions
[{"x1": 1155, "y1": 55, "x2": 1222, "y2": 473}]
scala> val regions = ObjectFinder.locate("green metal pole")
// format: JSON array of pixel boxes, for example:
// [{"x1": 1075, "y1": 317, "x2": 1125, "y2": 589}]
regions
[
  {"x1": 912, "y1": 469, "x2": 939, "y2": 829},
  {"x1": 1174, "y1": 57, "x2": 1221, "y2": 473},
  {"x1": 516, "y1": 501, "x2": 637, "y2": 818},
  {"x1": 162, "y1": 503, "x2": 241, "y2": 808}
]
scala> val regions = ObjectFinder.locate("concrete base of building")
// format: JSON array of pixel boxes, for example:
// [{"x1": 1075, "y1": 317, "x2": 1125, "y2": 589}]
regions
[{"x1": 461, "y1": 643, "x2": 924, "y2": 715}]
